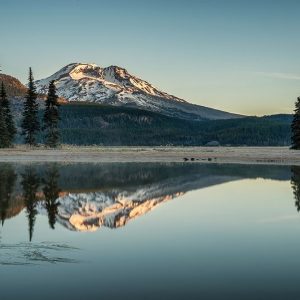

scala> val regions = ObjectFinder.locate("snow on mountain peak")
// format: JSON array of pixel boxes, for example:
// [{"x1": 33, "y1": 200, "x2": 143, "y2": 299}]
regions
[
  {"x1": 35, "y1": 62, "x2": 178, "y2": 101},
  {"x1": 35, "y1": 63, "x2": 241, "y2": 120}
]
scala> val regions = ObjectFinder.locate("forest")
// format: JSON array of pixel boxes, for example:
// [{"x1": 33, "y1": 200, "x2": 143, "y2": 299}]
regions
[{"x1": 51, "y1": 103, "x2": 291, "y2": 146}]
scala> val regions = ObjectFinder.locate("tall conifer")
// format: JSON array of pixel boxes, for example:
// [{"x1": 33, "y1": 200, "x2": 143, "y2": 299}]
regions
[
  {"x1": 43, "y1": 81, "x2": 60, "y2": 148},
  {"x1": 291, "y1": 97, "x2": 300, "y2": 149},
  {"x1": 0, "y1": 91, "x2": 9, "y2": 148},
  {"x1": 0, "y1": 82, "x2": 16, "y2": 146},
  {"x1": 21, "y1": 68, "x2": 40, "y2": 146}
]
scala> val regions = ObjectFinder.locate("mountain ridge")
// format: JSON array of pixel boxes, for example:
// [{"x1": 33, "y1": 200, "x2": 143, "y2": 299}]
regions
[{"x1": 34, "y1": 63, "x2": 243, "y2": 121}]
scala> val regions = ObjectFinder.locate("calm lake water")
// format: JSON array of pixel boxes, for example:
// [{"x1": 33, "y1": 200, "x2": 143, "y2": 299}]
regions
[{"x1": 0, "y1": 162, "x2": 300, "y2": 299}]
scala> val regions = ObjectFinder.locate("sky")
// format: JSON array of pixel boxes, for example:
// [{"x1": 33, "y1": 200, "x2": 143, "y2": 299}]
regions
[{"x1": 1, "y1": 0, "x2": 300, "y2": 116}]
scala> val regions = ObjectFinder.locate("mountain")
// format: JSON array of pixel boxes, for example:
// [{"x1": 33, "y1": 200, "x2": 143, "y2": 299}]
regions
[
  {"x1": 1, "y1": 68, "x2": 291, "y2": 146},
  {"x1": 34, "y1": 63, "x2": 242, "y2": 121},
  {"x1": 0, "y1": 73, "x2": 27, "y2": 97}
]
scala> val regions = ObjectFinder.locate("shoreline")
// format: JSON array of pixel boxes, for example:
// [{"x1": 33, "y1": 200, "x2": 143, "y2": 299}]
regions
[{"x1": 0, "y1": 146, "x2": 299, "y2": 165}]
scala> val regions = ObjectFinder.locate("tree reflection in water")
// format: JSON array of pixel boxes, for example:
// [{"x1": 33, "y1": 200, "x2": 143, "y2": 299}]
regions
[
  {"x1": 0, "y1": 164, "x2": 17, "y2": 226},
  {"x1": 21, "y1": 165, "x2": 61, "y2": 240},
  {"x1": 1, "y1": 163, "x2": 300, "y2": 239},
  {"x1": 43, "y1": 165, "x2": 60, "y2": 230},
  {"x1": 291, "y1": 166, "x2": 300, "y2": 212},
  {"x1": 21, "y1": 167, "x2": 40, "y2": 242}
]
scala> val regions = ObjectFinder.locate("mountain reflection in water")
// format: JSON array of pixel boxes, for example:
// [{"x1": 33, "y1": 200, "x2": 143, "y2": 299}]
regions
[{"x1": 0, "y1": 163, "x2": 298, "y2": 241}]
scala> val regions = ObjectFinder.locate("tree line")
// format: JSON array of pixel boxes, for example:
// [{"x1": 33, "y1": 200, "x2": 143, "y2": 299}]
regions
[
  {"x1": 56, "y1": 104, "x2": 292, "y2": 146},
  {"x1": 0, "y1": 68, "x2": 60, "y2": 148}
]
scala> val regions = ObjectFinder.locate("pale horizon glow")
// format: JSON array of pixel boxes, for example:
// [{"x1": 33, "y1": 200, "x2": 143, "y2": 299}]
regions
[{"x1": 1, "y1": 0, "x2": 300, "y2": 116}]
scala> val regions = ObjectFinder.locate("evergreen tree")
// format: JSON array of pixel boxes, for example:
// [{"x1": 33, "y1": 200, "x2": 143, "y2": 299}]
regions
[
  {"x1": 43, "y1": 165, "x2": 60, "y2": 229},
  {"x1": 43, "y1": 80, "x2": 60, "y2": 148},
  {"x1": 21, "y1": 167, "x2": 40, "y2": 241},
  {"x1": 0, "y1": 82, "x2": 16, "y2": 146},
  {"x1": 21, "y1": 68, "x2": 40, "y2": 146},
  {"x1": 0, "y1": 97, "x2": 9, "y2": 148},
  {"x1": 291, "y1": 97, "x2": 300, "y2": 149}
]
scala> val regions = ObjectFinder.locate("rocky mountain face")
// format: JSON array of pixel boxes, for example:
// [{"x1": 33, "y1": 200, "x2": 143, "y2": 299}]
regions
[{"x1": 35, "y1": 63, "x2": 242, "y2": 120}]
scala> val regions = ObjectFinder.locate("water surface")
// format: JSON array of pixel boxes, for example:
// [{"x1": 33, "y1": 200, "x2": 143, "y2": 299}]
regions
[{"x1": 0, "y1": 163, "x2": 299, "y2": 299}]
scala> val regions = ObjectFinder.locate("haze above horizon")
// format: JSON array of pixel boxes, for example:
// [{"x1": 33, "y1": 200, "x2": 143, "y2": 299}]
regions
[{"x1": 1, "y1": 0, "x2": 300, "y2": 116}]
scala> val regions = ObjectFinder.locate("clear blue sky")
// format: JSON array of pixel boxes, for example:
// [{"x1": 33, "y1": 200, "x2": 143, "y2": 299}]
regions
[{"x1": 1, "y1": 0, "x2": 300, "y2": 115}]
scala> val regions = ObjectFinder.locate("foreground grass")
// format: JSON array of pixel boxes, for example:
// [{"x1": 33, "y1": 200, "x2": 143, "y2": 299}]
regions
[{"x1": 0, "y1": 145, "x2": 299, "y2": 165}]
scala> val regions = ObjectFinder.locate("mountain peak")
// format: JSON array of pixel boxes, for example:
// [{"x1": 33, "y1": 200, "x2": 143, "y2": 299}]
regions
[
  {"x1": 34, "y1": 63, "x2": 242, "y2": 120},
  {"x1": 106, "y1": 65, "x2": 127, "y2": 71},
  {"x1": 35, "y1": 62, "x2": 184, "y2": 101}
]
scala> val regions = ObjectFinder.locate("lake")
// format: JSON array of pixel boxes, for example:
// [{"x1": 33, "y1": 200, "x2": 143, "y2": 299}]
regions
[{"x1": 0, "y1": 162, "x2": 300, "y2": 299}]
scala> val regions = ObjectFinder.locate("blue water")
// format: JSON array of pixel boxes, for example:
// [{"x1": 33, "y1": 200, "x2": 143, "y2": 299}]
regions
[{"x1": 0, "y1": 163, "x2": 299, "y2": 299}]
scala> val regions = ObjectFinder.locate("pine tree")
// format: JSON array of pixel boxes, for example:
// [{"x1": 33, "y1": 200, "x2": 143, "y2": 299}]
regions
[
  {"x1": 0, "y1": 82, "x2": 16, "y2": 146},
  {"x1": 0, "y1": 67, "x2": 7, "y2": 148},
  {"x1": 0, "y1": 93, "x2": 9, "y2": 148},
  {"x1": 43, "y1": 81, "x2": 60, "y2": 148},
  {"x1": 0, "y1": 108, "x2": 8, "y2": 148},
  {"x1": 291, "y1": 97, "x2": 300, "y2": 149},
  {"x1": 21, "y1": 68, "x2": 40, "y2": 146}
]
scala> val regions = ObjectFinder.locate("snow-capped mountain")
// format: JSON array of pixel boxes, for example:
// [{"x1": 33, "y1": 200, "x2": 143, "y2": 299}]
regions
[{"x1": 35, "y1": 63, "x2": 242, "y2": 120}]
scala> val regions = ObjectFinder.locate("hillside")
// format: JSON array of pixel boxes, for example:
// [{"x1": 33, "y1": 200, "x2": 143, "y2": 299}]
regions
[{"x1": 0, "y1": 74, "x2": 27, "y2": 97}]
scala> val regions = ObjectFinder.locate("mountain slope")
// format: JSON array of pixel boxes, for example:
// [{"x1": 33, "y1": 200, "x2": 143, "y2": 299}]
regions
[
  {"x1": 0, "y1": 74, "x2": 27, "y2": 97},
  {"x1": 35, "y1": 63, "x2": 242, "y2": 121}
]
